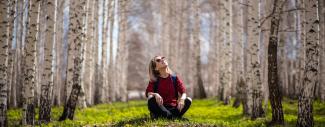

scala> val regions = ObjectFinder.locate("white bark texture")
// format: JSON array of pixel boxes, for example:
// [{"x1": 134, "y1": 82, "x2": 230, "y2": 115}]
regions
[
  {"x1": 22, "y1": 0, "x2": 40, "y2": 125},
  {"x1": 297, "y1": 0, "x2": 319, "y2": 126},
  {"x1": 39, "y1": 0, "x2": 56, "y2": 122},
  {"x1": 0, "y1": 0, "x2": 10, "y2": 126}
]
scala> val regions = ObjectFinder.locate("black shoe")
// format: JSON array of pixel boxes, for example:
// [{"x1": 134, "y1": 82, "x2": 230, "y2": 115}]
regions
[{"x1": 150, "y1": 112, "x2": 158, "y2": 119}]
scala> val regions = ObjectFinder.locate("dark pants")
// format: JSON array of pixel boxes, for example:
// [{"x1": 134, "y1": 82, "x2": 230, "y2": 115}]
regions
[{"x1": 147, "y1": 97, "x2": 192, "y2": 119}]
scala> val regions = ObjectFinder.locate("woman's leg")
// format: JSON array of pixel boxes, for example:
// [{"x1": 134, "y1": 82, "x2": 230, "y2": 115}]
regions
[
  {"x1": 165, "y1": 106, "x2": 179, "y2": 118},
  {"x1": 147, "y1": 96, "x2": 172, "y2": 118},
  {"x1": 178, "y1": 97, "x2": 192, "y2": 117}
]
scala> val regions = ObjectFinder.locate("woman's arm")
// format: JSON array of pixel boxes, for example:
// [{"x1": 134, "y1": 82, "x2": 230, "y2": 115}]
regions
[
  {"x1": 147, "y1": 92, "x2": 163, "y2": 106},
  {"x1": 176, "y1": 75, "x2": 186, "y2": 111},
  {"x1": 179, "y1": 93, "x2": 186, "y2": 101},
  {"x1": 147, "y1": 92, "x2": 156, "y2": 98},
  {"x1": 145, "y1": 81, "x2": 154, "y2": 97},
  {"x1": 177, "y1": 93, "x2": 186, "y2": 111}
]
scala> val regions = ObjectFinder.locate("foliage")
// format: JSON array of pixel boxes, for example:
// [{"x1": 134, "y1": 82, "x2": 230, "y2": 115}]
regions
[{"x1": 8, "y1": 98, "x2": 325, "y2": 127}]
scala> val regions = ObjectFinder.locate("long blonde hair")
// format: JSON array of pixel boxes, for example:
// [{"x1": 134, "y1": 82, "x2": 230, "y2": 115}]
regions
[{"x1": 148, "y1": 56, "x2": 173, "y2": 82}]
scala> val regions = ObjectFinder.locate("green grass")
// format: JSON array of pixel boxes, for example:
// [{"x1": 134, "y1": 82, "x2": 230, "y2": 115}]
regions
[{"x1": 8, "y1": 98, "x2": 325, "y2": 127}]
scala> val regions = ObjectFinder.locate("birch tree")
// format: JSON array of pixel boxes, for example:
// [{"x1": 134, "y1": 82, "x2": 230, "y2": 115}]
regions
[
  {"x1": 76, "y1": 0, "x2": 89, "y2": 108},
  {"x1": 6, "y1": 0, "x2": 16, "y2": 108},
  {"x1": 115, "y1": 0, "x2": 129, "y2": 102},
  {"x1": 65, "y1": 0, "x2": 74, "y2": 103},
  {"x1": 318, "y1": 0, "x2": 325, "y2": 101},
  {"x1": 22, "y1": 0, "x2": 40, "y2": 125},
  {"x1": 100, "y1": 0, "x2": 109, "y2": 103},
  {"x1": 192, "y1": 0, "x2": 206, "y2": 99},
  {"x1": 223, "y1": 0, "x2": 233, "y2": 105},
  {"x1": 82, "y1": 0, "x2": 96, "y2": 106},
  {"x1": 216, "y1": 0, "x2": 227, "y2": 101},
  {"x1": 59, "y1": 0, "x2": 86, "y2": 120},
  {"x1": 93, "y1": 0, "x2": 100, "y2": 104},
  {"x1": 296, "y1": 0, "x2": 306, "y2": 101},
  {"x1": 0, "y1": 0, "x2": 10, "y2": 126},
  {"x1": 52, "y1": 0, "x2": 67, "y2": 106},
  {"x1": 232, "y1": 0, "x2": 245, "y2": 108},
  {"x1": 297, "y1": 0, "x2": 320, "y2": 126},
  {"x1": 267, "y1": 0, "x2": 285, "y2": 125},
  {"x1": 39, "y1": 0, "x2": 56, "y2": 123},
  {"x1": 10, "y1": 1, "x2": 19, "y2": 107},
  {"x1": 247, "y1": 0, "x2": 265, "y2": 119},
  {"x1": 11, "y1": 0, "x2": 25, "y2": 108},
  {"x1": 240, "y1": 0, "x2": 252, "y2": 116},
  {"x1": 108, "y1": 0, "x2": 116, "y2": 102}
]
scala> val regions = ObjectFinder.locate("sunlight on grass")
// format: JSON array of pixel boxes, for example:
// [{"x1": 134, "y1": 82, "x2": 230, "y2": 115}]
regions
[{"x1": 8, "y1": 98, "x2": 325, "y2": 127}]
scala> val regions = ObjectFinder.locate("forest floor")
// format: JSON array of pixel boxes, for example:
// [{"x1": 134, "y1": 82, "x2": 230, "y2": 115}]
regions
[{"x1": 8, "y1": 98, "x2": 325, "y2": 127}]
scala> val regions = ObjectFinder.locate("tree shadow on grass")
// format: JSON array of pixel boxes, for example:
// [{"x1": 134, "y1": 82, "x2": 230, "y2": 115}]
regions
[
  {"x1": 113, "y1": 116, "x2": 151, "y2": 126},
  {"x1": 112, "y1": 116, "x2": 192, "y2": 126}
]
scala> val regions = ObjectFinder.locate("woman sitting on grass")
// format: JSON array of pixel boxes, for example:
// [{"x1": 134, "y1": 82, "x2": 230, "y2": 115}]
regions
[{"x1": 146, "y1": 56, "x2": 192, "y2": 119}]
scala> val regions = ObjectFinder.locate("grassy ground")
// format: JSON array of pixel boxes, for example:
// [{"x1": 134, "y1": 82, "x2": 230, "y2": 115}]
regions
[{"x1": 8, "y1": 98, "x2": 325, "y2": 127}]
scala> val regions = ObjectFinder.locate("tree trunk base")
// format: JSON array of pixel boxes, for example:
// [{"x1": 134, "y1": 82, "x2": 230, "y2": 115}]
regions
[
  {"x1": 59, "y1": 104, "x2": 75, "y2": 121},
  {"x1": 0, "y1": 104, "x2": 8, "y2": 127},
  {"x1": 39, "y1": 98, "x2": 51, "y2": 123},
  {"x1": 26, "y1": 103, "x2": 35, "y2": 125},
  {"x1": 267, "y1": 120, "x2": 284, "y2": 126},
  {"x1": 232, "y1": 97, "x2": 241, "y2": 108},
  {"x1": 297, "y1": 97, "x2": 314, "y2": 127}
]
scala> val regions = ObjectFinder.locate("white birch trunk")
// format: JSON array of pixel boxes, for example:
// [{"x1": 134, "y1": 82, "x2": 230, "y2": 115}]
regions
[
  {"x1": 223, "y1": 0, "x2": 233, "y2": 104},
  {"x1": 39, "y1": 0, "x2": 56, "y2": 122},
  {"x1": 318, "y1": 0, "x2": 325, "y2": 101},
  {"x1": 0, "y1": 0, "x2": 10, "y2": 126},
  {"x1": 108, "y1": 0, "x2": 116, "y2": 102},
  {"x1": 22, "y1": 0, "x2": 40, "y2": 125},
  {"x1": 101, "y1": 0, "x2": 109, "y2": 103},
  {"x1": 6, "y1": 0, "x2": 16, "y2": 108},
  {"x1": 59, "y1": 0, "x2": 86, "y2": 120},
  {"x1": 82, "y1": 0, "x2": 95, "y2": 106},
  {"x1": 297, "y1": 0, "x2": 320, "y2": 126},
  {"x1": 65, "y1": 0, "x2": 74, "y2": 104},
  {"x1": 247, "y1": 0, "x2": 264, "y2": 118},
  {"x1": 118, "y1": 0, "x2": 129, "y2": 102},
  {"x1": 296, "y1": 0, "x2": 306, "y2": 99}
]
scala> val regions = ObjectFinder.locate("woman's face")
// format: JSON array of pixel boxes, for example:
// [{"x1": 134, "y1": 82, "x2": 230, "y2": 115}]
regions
[{"x1": 154, "y1": 56, "x2": 168, "y2": 70}]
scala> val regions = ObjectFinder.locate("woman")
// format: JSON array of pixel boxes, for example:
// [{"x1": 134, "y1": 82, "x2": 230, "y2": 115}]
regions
[{"x1": 146, "y1": 56, "x2": 192, "y2": 119}]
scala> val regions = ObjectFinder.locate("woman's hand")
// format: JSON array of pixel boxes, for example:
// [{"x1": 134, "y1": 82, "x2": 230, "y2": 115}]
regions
[
  {"x1": 177, "y1": 99, "x2": 185, "y2": 111},
  {"x1": 154, "y1": 93, "x2": 163, "y2": 106},
  {"x1": 178, "y1": 93, "x2": 187, "y2": 111}
]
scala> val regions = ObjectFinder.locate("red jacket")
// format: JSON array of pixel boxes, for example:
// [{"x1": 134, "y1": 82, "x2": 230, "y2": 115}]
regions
[{"x1": 146, "y1": 74, "x2": 186, "y2": 107}]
